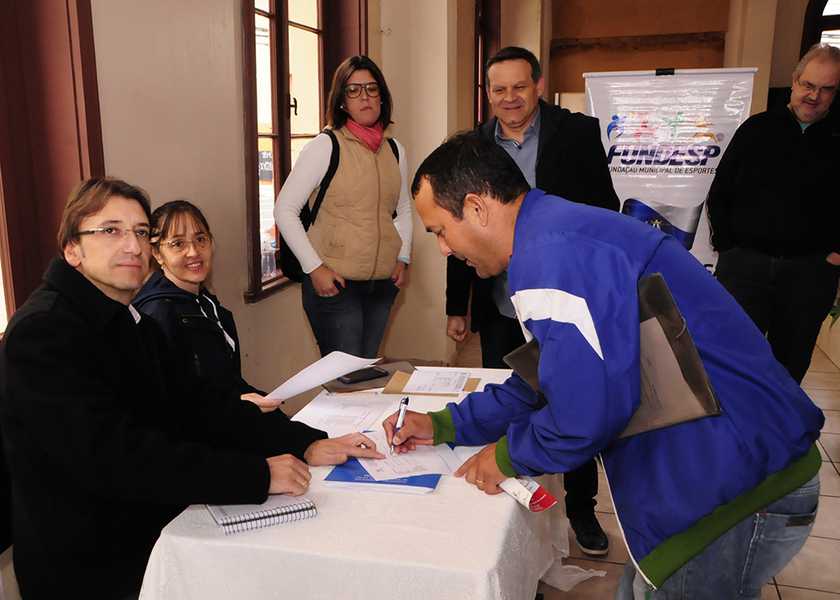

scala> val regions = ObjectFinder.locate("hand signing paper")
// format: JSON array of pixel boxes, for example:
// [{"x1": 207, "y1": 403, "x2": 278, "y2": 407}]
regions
[{"x1": 382, "y1": 409, "x2": 434, "y2": 454}]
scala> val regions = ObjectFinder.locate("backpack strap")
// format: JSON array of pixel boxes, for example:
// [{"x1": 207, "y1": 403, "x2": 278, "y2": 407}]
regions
[
  {"x1": 387, "y1": 137, "x2": 399, "y2": 162},
  {"x1": 304, "y1": 128, "x2": 340, "y2": 231}
]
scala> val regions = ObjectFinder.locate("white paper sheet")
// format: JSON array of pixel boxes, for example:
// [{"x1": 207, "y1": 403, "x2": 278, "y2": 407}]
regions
[
  {"x1": 357, "y1": 431, "x2": 460, "y2": 481},
  {"x1": 291, "y1": 394, "x2": 392, "y2": 439},
  {"x1": 402, "y1": 370, "x2": 470, "y2": 394},
  {"x1": 266, "y1": 352, "x2": 379, "y2": 401}
]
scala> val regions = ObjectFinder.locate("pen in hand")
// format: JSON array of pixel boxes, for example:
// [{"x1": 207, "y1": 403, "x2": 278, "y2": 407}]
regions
[{"x1": 390, "y1": 397, "x2": 410, "y2": 455}]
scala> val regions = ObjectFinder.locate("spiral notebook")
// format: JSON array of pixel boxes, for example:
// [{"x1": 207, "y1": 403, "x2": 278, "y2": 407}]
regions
[{"x1": 206, "y1": 494, "x2": 317, "y2": 535}]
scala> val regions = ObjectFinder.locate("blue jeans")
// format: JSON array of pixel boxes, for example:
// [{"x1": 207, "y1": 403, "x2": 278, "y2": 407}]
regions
[
  {"x1": 615, "y1": 474, "x2": 819, "y2": 600},
  {"x1": 302, "y1": 276, "x2": 399, "y2": 358}
]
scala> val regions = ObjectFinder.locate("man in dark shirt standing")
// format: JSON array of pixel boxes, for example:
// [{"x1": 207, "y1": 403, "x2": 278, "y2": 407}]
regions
[
  {"x1": 707, "y1": 44, "x2": 840, "y2": 384},
  {"x1": 445, "y1": 47, "x2": 619, "y2": 557}
]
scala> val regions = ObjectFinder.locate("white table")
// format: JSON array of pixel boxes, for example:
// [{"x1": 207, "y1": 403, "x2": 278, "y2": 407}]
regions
[{"x1": 140, "y1": 368, "x2": 569, "y2": 600}]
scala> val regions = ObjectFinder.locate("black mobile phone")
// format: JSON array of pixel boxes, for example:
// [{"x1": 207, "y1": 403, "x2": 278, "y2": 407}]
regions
[{"x1": 338, "y1": 366, "x2": 388, "y2": 384}]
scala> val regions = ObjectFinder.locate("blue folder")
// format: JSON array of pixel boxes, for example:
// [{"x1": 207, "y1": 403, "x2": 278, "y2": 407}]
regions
[{"x1": 325, "y1": 458, "x2": 441, "y2": 494}]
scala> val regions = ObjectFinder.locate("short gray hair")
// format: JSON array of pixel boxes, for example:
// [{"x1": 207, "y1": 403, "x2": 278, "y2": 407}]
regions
[{"x1": 793, "y1": 43, "x2": 840, "y2": 81}]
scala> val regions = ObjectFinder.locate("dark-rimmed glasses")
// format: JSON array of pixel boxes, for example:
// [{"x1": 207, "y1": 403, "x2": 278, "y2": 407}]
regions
[{"x1": 344, "y1": 82, "x2": 380, "y2": 99}]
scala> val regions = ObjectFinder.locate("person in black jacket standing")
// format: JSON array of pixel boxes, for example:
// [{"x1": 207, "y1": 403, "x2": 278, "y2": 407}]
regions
[
  {"x1": 0, "y1": 178, "x2": 382, "y2": 599},
  {"x1": 707, "y1": 44, "x2": 840, "y2": 384},
  {"x1": 445, "y1": 47, "x2": 619, "y2": 557}
]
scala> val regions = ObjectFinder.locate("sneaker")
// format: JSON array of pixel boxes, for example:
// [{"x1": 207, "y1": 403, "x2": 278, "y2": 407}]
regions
[{"x1": 569, "y1": 513, "x2": 609, "y2": 556}]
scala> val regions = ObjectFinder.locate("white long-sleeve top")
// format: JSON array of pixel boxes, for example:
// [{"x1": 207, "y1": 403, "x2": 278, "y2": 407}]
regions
[{"x1": 274, "y1": 132, "x2": 413, "y2": 275}]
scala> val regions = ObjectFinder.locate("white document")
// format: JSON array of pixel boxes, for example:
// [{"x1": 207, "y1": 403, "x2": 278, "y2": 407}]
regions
[
  {"x1": 291, "y1": 394, "x2": 391, "y2": 439},
  {"x1": 357, "y1": 430, "x2": 460, "y2": 481},
  {"x1": 403, "y1": 370, "x2": 470, "y2": 394},
  {"x1": 266, "y1": 352, "x2": 379, "y2": 401}
]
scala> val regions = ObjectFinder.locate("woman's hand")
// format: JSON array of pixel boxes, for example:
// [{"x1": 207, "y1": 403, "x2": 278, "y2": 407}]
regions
[
  {"x1": 391, "y1": 261, "x2": 408, "y2": 288},
  {"x1": 241, "y1": 392, "x2": 282, "y2": 413},
  {"x1": 310, "y1": 264, "x2": 346, "y2": 297},
  {"x1": 304, "y1": 432, "x2": 384, "y2": 466}
]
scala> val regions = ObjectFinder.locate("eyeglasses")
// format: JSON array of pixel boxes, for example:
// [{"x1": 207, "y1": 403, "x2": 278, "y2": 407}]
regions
[
  {"x1": 344, "y1": 82, "x2": 380, "y2": 99},
  {"x1": 796, "y1": 78, "x2": 837, "y2": 97},
  {"x1": 77, "y1": 226, "x2": 151, "y2": 245},
  {"x1": 159, "y1": 234, "x2": 212, "y2": 254}
]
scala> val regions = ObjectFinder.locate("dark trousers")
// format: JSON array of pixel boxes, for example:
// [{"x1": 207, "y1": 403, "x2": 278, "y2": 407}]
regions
[
  {"x1": 302, "y1": 277, "x2": 399, "y2": 358},
  {"x1": 478, "y1": 310, "x2": 599, "y2": 518},
  {"x1": 715, "y1": 247, "x2": 839, "y2": 384}
]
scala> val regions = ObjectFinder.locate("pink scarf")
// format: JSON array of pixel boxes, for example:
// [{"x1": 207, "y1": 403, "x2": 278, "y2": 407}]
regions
[{"x1": 345, "y1": 119, "x2": 384, "y2": 152}]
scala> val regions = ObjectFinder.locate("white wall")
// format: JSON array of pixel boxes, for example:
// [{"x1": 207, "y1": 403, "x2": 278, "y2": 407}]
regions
[
  {"x1": 91, "y1": 0, "x2": 465, "y2": 411},
  {"x1": 375, "y1": 0, "x2": 461, "y2": 364},
  {"x1": 724, "y1": 0, "x2": 778, "y2": 114}
]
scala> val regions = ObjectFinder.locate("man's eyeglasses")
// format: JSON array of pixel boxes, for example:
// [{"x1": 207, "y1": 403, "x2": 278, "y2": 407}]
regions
[
  {"x1": 77, "y1": 226, "x2": 151, "y2": 245},
  {"x1": 796, "y1": 78, "x2": 837, "y2": 97},
  {"x1": 344, "y1": 82, "x2": 380, "y2": 99},
  {"x1": 159, "y1": 234, "x2": 212, "y2": 254}
]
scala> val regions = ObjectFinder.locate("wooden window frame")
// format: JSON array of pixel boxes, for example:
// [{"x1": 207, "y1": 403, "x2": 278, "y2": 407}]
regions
[{"x1": 244, "y1": 1, "x2": 326, "y2": 303}]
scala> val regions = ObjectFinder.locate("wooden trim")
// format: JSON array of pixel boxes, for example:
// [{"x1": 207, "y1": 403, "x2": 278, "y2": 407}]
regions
[
  {"x1": 67, "y1": 0, "x2": 104, "y2": 179},
  {"x1": 242, "y1": 0, "x2": 262, "y2": 299},
  {"x1": 551, "y1": 32, "x2": 726, "y2": 52},
  {"x1": 360, "y1": 0, "x2": 368, "y2": 55}
]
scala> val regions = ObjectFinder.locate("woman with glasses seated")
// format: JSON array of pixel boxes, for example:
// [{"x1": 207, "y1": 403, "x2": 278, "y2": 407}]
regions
[
  {"x1": 135, "y1": 200, "x2": 280, "y2": 412},
  {"x1": 275, "y1": 55, "x2": 413, "y2": 358}
]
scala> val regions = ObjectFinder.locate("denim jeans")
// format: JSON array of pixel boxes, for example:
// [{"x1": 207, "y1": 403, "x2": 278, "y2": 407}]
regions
[
  {"x1": 615, "y1": 474, "x2": 819, "y2": 600},
  {"x1": 302, "y1": 276, "x2": 399, "y2": 358}
]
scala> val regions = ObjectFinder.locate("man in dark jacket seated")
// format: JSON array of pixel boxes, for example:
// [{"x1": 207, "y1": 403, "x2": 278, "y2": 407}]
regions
[{"x1": 0, "y1": 178, "x2": 382, "y2": 599}]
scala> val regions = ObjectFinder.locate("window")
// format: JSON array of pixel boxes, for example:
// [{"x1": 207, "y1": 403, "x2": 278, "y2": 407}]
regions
[
  {"x1": 243, "y1": 0, "x2": 324, "y2": 302},
  {"x1": 474, "y1": 0, "x2": 500, "y2": 126},
  {"x1": 802, "y1": 1, "x2": 840, "y2": 56},
  {"x1": 820, "y1": 0, "x2": 840, "y2": 46}
]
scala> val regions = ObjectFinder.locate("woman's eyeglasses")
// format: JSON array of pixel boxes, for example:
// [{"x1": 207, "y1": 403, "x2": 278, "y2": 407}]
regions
[
  {"x1": 344, "y1": 82, "x2": 380, "y2": 99},
  {"x1": 159, "y1": 233, "x2": 212, "y2": 254}
]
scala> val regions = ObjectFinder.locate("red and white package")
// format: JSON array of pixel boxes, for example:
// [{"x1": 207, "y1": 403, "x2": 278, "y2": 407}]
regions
[{"x1": 499, "y1": 477, "x2": 558, "y2": 512}]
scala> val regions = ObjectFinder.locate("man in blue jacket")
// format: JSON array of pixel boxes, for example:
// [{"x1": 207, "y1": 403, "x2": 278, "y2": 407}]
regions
[{"x1": 389, "y1": 133, "x2": 823, "y2": 598}]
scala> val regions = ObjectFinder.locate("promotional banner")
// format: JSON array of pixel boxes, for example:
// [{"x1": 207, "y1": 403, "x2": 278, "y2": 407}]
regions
[{"x1": 584, "y1": 68, "x2": 755, "y2": 269}]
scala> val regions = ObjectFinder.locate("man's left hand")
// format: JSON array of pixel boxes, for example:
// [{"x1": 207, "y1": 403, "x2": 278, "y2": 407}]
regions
[
  {"x1": 826, "y1": 252, "x2": 840, "y2": 266},
  {"x1": 454, "y1": 443, "x2": 505, "y2": 495}
]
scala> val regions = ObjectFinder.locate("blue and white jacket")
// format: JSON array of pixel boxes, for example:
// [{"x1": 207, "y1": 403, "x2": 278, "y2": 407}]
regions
[{"x1": 430, "y1": 189, "x2": 823, "y2": 587}]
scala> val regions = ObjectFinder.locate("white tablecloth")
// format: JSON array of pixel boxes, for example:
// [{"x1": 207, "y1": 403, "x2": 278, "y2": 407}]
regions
[{"x1": 140, "y1": 368, "x2": 570, "y2": 600}]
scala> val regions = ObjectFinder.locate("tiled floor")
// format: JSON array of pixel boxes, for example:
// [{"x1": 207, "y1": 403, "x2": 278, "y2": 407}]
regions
[{"x1": 453, "y1": 335, "x2": 840, "y2": 599}]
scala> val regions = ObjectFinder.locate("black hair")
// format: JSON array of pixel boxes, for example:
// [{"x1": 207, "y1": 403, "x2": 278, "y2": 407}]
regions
[
  {"x1": 411, "y1": 132, "x2": 529, "y2": 219},
  {"x1": 485, "y1": 46, "x2": 542, "y2": 83},
  {"x1": 326, "y1": 55, "x2": 393, "y2": 129}
]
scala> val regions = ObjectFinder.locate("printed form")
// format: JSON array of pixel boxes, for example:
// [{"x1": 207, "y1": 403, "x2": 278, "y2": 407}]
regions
[
  {"x1": 357, "y1": 430, "x2": 464, "y2": 481},
  {"x1": 403, "y1": 370, "x2": 470, "y2": 394}
]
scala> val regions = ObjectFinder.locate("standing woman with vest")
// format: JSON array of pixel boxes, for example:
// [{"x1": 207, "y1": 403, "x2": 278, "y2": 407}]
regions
[{"x1": 275, "y1": 55, "x2": 412, "y2": 358}]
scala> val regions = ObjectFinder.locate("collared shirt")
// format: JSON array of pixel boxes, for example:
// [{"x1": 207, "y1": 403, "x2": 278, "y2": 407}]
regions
[
  {"x1": 494, "y1": 108, "x2": 541, "y2": 187},
  {"x1": 492, "y1": 109, "x2": 541, "y2": 318}
]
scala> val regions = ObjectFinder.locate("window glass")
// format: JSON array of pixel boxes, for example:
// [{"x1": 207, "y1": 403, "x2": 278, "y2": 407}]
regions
[
  {"x1": 289, "y1": 0, "x2": 318, "y2": 27},
  {"x1": 824, "y1": 0, "x2": 840, "y2": 16},
  {"x1": 257, "y1": 139, "x2": 278, "y2": 281},
  {"x1": 289, "y1": 27, "x2": 321, "y2": 136},
  {"x1": 255, "y1": 15, "x2": 273, "y2": 134},
  {"x1": 819, "y1": 29, "x2": 840, "y2": 47}
]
